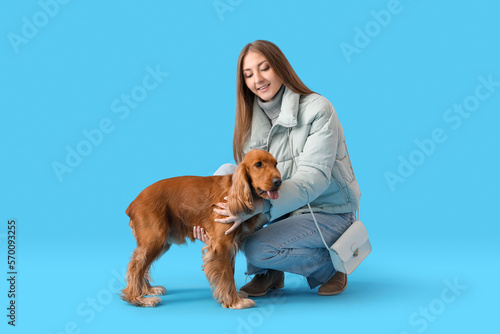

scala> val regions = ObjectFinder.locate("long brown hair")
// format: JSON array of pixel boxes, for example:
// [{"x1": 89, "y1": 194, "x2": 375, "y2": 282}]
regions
[{"x1": 233, "y1": 40, "x2": 315, "y2": 163}]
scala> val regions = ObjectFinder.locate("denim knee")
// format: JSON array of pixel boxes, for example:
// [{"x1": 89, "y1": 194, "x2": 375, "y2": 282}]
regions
[{"x1": 243, "y1": 234, "x2": 275, "y2": 267}]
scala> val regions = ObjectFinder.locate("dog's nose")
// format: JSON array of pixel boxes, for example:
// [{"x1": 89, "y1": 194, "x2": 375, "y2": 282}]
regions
[{"x1": 272, "y1": 177, "x2": 282, "y2": 188}]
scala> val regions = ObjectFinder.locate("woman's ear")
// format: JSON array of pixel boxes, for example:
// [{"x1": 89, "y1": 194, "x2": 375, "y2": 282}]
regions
[{"x1": 227, "y1": 163, "x2": 255, "y2": 216}]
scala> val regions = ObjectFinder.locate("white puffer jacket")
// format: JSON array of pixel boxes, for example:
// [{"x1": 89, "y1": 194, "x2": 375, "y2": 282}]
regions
[{"x1": 244, "y1": 87, "x2": 360, "y2": 221}]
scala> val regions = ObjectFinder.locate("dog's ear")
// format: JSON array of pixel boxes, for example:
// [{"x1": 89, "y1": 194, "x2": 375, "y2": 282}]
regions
[{"x1": 227, "y1": 162, "x2": 254, "y2": 216}]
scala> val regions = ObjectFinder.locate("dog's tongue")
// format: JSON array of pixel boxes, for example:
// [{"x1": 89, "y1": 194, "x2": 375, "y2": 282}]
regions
[{"x1": 267, "y1": 190, "x2": 279, "y2": 200}]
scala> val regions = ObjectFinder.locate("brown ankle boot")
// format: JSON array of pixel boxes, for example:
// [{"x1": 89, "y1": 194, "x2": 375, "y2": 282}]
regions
[
  {"x1": 239, "y1": 269, "x2": 285, "y2": 297},
  {"x1": 318, "y1": 271, "x2": 347, "y2": 296}
]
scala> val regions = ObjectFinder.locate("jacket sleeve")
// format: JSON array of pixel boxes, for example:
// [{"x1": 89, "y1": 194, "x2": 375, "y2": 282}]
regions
[{"x1": 268, "y1": 103, "x2": 340, "y2": 221}]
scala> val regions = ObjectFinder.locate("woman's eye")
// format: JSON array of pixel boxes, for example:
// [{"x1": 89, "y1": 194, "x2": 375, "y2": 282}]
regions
[
  {"x1": 245, "y1": 73, "x2": 253, "y2": 78},
  {"x1": 261, "y1": 66, "x2": 270, "y2": 71},
  {"x1": 255, "y1": 162, "x2": 262, "y2": 168}
]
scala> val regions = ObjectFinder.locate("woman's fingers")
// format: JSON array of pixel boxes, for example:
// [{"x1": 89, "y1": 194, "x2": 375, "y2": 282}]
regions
[
  {"x1": 215, "y1": 216, "x2": 237, "y2": 224},
  {"x1": 193, "y1": 226, "x2": 201, "y2": 239},
  {"x1": 213, "y1": 207, "x2": 230, "y2": 216},
  {"x1": 225, "y1": 219, "x2": 243, "y2": 235},
  {"x1": 193, "y1": 226, "x2": 210, "y2": 244},
  {"x1": 214, "y1": 196, "x2": 248, "y2": 234},
  {"x1": 215, "y1": 202, "x2": 228, "y2": 210}
]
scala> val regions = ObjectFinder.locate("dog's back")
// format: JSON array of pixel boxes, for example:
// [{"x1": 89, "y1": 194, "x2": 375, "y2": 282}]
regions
[{"x1": 126, "y1": 174, "x2": 233, "y2": 244}]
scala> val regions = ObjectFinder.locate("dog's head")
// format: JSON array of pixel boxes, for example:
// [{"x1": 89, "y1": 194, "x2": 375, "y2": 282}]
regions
[{"x1": 227, "y1": 149, "x2": 282, "y2": 216}]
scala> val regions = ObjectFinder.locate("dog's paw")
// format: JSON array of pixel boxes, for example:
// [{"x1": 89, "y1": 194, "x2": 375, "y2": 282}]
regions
[
  {"x1": 148, "y1": 285, "x2": 167, "y2": 296},
  {"x1": 140, "y1": 296, "x2": 161, "y2": 307},
  {"x1": 227, "y1": 298, "x2": 256, "y2": 309}
]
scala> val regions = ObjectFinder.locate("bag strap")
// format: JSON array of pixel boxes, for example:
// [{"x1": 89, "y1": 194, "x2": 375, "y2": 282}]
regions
[
  {"x1": 287, "y1": 128, "x2": 331, "y2": 250},
  {"x1": 342, "y1": 134, "x2": 359, "y2": 221}
]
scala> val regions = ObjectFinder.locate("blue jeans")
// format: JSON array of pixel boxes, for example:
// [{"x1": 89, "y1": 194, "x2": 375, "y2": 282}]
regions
[{"x1": 243, "y1": 212, "x2": 356, "y2": 289}]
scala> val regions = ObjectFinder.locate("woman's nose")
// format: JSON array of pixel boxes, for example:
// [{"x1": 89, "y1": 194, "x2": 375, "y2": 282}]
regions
[{"x1": 254, "y1": 71, "x2": 264, "y2": 84}]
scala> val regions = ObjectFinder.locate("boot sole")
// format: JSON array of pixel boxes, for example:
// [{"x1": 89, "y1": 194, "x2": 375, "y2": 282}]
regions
[
  {"x1": 317, "y1": 283, "x2": 347, "y2": 296},
  {"x1": 242, "y1": 283, "x2": 285, "y2": 297}
]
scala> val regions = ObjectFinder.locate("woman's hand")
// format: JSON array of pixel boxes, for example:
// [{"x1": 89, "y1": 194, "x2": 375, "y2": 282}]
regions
[
  {"x1": 214, "y1": 197, "x2": 264, "y2": 235},
  {"x1": 193, "y1": 226, "x2": 210, "y2": 244}
]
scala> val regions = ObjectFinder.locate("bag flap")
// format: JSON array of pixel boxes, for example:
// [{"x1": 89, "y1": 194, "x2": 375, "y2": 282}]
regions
[{"x1": 330, "y1": 220, "x2": 370, "y2": 261}]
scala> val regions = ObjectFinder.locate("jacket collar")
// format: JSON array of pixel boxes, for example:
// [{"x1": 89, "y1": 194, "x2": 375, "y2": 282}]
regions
[
  {"x1": 275, "y1": 86, "x2": 299, "y2": 128},
  {"x1": 250, "y1": 87, "x2": 299, "y2": 146}
]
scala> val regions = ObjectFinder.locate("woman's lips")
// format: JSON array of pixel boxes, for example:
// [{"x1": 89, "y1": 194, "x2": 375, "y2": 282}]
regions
[{"x1": 258, "y1": 84, "x2": 270, "y2": 92}]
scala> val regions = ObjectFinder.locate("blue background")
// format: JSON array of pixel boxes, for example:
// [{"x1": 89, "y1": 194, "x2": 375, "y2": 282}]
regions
[{"x1": 1, "y1": 0, "x2": 499, "y2": 333}]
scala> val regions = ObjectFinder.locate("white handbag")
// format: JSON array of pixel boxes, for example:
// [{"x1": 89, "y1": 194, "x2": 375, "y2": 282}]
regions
[
  {"x1": 327, "y1": 219, "x2": 372, "y2": 274},
  {"x1": 309, "y1": 207, "x2": 371, "y2": 274}
]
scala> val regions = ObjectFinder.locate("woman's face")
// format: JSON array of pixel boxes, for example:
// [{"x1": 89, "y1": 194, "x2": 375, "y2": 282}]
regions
[{"x1": 242, "y1": 51, "x2": 283, "y2": 102}]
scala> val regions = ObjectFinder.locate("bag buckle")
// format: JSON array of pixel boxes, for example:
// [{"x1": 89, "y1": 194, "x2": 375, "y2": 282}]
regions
[{"x1": 352, "y1": 247, "x2": 359, "y2": 258}]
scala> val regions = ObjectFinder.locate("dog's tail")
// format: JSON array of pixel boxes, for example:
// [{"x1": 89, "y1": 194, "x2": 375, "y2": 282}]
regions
[
  {"x1": 128, "y1": 220, "x2": 136, "y2": 239},
  {"x1": 126, "y1": 201, "x2": 136, "y2": 234},
  {"x1": 125, "y1": 201, "x2": 133, "y2": 217}
]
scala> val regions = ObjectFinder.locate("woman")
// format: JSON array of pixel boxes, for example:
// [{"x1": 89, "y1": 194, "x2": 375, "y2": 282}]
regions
[{"x1": 194, "y1": 40, "x2": 360, "y2": 296}]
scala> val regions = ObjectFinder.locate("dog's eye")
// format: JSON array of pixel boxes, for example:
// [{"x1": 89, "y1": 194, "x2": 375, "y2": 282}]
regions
[{"x1": 254, "y1": 162, "x2": 262, "y2": 168}]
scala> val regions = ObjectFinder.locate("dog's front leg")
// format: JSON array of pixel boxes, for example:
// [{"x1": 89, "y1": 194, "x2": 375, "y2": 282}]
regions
[{"x1": 202, "y1": 242, "x2": 255, "y2": 309}]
